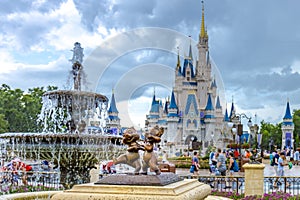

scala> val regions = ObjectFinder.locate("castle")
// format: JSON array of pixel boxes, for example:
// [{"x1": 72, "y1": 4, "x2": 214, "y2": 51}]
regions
[
  {"x1": 144, "y1": 2, "x2": 230, "y2": 154},
  {"x1": 103, "y1": 2, "x2": 295, "y2": 154}
]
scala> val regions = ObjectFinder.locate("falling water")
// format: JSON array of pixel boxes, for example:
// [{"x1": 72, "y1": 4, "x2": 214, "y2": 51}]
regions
[{"x1": 0, "y1": 42, "x2": 126, "y2": 191}]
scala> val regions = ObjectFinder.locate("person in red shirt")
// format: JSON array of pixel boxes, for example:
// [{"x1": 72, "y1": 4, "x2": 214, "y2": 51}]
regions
[
  {"x1": 11, "y1": 159, "x2": 32, "y2": 185},
  {"x1": 233, "y1": 149, "x2": 239, "y2": 159},
  {"x1": 19, "y1": 161, "x2": 32, "y2": 185}
]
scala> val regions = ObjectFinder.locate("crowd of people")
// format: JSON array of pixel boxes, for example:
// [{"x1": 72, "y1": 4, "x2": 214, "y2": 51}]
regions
[
  {"x1": 189, "y1": 146, "x2": 298, "y2": 189},
  {"x1": 0, "y1": 158, "x2": 52, "y2": 186},
  {"x1": 270, "y1": 147, "x2": 298, "y2": 188},
  {"x1": 190, "y1": 147, "x2": 263, "y2": 177}
]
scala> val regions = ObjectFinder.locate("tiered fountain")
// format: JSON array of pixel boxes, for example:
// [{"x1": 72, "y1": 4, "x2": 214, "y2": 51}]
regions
[
  {"x1": 0, "y1": 42, "x2": 124, "y2": 189},
  {"x1": 1, "y1": 42, "x2": 212, "y2": 200}
]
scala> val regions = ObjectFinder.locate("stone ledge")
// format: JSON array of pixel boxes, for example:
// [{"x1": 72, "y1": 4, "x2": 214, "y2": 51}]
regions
[
  {"x1": 51, "y1": 179, "x2": 211, "y2": 200},
  {"x1": 95, "y1": 173, "x2": 183, "y2": 186},
  {"x1": 243, "y1": 163, "x2": 265, "y2": 169},
  {"x1": 1, "y1": 191, "x2": 61, "y2": 200}
]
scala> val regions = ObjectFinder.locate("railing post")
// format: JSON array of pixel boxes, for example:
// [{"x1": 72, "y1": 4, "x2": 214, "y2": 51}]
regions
[{"x1": 243, "y1": 163, "x2": 265, "y2": 197}]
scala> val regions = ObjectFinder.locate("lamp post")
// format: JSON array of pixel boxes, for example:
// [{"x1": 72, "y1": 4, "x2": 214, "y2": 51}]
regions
[
  {"x1": 230, "y1": 113, "x2": 252, "y2": 160},
  {"x1": 231, "y1": 125, "x2": 237, "y2": 145}
]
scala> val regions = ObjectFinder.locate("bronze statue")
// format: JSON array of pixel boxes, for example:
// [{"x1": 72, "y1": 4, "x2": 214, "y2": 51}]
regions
[
  {"x1": 113, "y1": 127, "x2": 144, "y2": 174},
  {"x1": 113, "y1": 126, "x2": 164, "y2": 175},
  {"x1": 141, "y1": 126, "x2": 164, "y2": 175}
]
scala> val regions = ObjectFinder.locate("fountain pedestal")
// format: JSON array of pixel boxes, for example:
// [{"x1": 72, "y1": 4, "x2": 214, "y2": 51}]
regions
[{"x1": 51, "y1": 178, "x2": 211, "y2": 200}]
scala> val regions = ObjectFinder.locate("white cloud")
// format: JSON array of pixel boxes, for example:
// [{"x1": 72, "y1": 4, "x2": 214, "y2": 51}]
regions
[
  {"x1": 0, "y1": 50, "x2": 20, "y2": 73},
  {"x1": 291, "y1": 60, "x2": 300, "y2": 74},
  {"x1": 1, "y1": 0, "x2": 300, "y2": 128}
]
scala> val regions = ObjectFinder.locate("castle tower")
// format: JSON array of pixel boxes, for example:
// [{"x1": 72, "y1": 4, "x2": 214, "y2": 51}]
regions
[
  {"x1": 145, "y1": 1, "x2": 228, "y2": 152},
  {"x1": 281, "y1": 100, "x2": 294, "y2": 149},
  {"x1": 204, "y1": 93, "x2": 216, "y2": 144},
  {"x1": 146, "y1": 92, "x2": 160, "y2": 128},
  {"x1": 106, "y1": 90, "x2": 121, "y2": 133},
  {"x1": 166, "y1": 90, "x2": 179, "y2": 143},
  {"x1": 196, "y1": 1, "x2": 211, "y2": 109}
]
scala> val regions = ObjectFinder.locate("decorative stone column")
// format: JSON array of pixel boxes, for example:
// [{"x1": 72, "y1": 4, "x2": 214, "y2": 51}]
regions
[{"x1": 243, "y1": 163, "x2": 265, "y2": 197}]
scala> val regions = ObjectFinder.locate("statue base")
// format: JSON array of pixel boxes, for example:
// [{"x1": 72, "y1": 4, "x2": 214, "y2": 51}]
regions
[
  {"x1": 95, "y1": 172, "x2": 183, "y2": 186},
  {"x1": 51, "y1": 178, "x2": 211, "y2": 200}
]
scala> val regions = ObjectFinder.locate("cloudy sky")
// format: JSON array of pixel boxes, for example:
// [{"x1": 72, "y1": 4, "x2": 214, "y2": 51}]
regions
[{"x1": 1, "y1": 0, "x2": 300, "y2": 128}]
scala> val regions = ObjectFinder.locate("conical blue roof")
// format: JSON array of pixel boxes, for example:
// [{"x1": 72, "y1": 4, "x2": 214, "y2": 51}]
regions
[
  {"x1": 169, "y1": 90, "x2": 178, "y2": 109},
  {"x1": 229, "y1": 102, "x2": 234, "y2": 119},
  {"x1": 283, "y1": 101, "x2": 292, "y2": 119},
  {"x1": 224, "y1": 108, "x2": 229, "y2": 122},
  {"x1": 150, "y1": 94, "x2": 159, "y2": 113},
  {"x1": 216, "y1": 96, "x2": 222, "y2": 109},
  {"x1": 210, "y1": 79, "x2": 217, "y2": 89},
  {"x1": 182, "y1": 58, "x2": 195, "y2": 78},
  {"x1": 205, "y1": 93, "x2": 214, "y2": 111},
  {"x1": 108, "y1": 92, "x2": 118, "y2": 113}
]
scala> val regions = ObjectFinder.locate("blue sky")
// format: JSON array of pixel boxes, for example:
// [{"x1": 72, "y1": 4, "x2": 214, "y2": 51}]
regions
[{"x1": 1, "y1": 0, "x2": 300, "y2": 128}]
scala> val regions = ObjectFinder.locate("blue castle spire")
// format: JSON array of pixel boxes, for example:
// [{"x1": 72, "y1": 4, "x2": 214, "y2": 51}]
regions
[
  {"x1": 205, "y1": 93, "x2": 214, "y2": 111},
  {"x1": 229, "y1": 101, "x2": 235, "y2": 119},
  {"x1": 150, "y1": 93, "x2": 159, "y2": 113},
  {"x1": 169, "y1": 90, "x2": 178, "y2": 109},
  {"x1": 216, "y1": 96, "x2": 222, "y2": 109},
  {"x1": 108, "y1": 90, "x2": 118, "y2": 114},
  {"x1": 168, "y1": 90, "x2": 179, "y2": 118},
  {"x1": 210, "y1": 78, "x2": 217, "y2": 89},
  {"x1": 224, "y1": 108, "x2": 229, "y2": 122},
  {"x1": 283, "y1": 100, "x2": 292, "y2": 119}
]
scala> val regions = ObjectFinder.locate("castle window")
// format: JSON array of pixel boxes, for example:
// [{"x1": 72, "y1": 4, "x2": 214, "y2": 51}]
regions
[
  {"x1": 187, "y1": 77, "x2": 190, "y2": 81},
  {"x1": 186, "y1": 119, "x2": 191, "y2": 127},
  {"x1": 193, "y1": 119, "x2": 197, "y2": 128}
]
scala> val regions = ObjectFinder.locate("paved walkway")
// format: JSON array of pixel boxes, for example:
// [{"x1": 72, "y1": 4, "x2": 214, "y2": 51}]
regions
[{"x1": 175, "y1": 161, "x2": 300, "y2": 177}]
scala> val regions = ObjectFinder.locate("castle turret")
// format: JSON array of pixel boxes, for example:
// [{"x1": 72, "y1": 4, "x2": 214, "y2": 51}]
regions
[
  {"x1": 204, "y1": 93, "x2": 215, "y2": 123},
  {"x1": 281, "y1": 100, "x2": 294, "y2": 149},
  {"x1": 224, "y1": 108, "x2": 229, "y2": 122},
  {"x1": 106, "y1": 90, "x2": 121, "y2": 134},
  {"x1": 215, "y1": 96, "x2": 223, "y2": 122},
  {"x1": 166, "y1": 90, "x2": 179, "y2": 143},
  {"x1": 146, "y1": 92, "x2": 160, "y2": 128}
]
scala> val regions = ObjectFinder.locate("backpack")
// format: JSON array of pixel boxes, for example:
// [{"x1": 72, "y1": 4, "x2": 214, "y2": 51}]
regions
[
  {"x1": 270, "y1": 154, "x2": 274, "y2": 166},
  {"x1": 233, "y1": 159, "x2": 239, "y2": 172}
]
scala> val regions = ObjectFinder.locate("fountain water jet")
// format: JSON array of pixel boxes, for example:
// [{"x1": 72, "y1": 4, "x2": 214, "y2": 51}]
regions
[{"x1": 0, "y1": 42, "x2": 124, "y2": 189}]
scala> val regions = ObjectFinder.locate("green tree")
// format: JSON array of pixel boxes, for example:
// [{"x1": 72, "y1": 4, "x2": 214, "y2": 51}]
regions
[
  {"x1": 0, "y1": 112, "x2": 8, "y2": 133},
  {"x1": 259, "y1": 120, "x2": 282, "y2": 151},
  {"x1": 0, "y1": 84, "x2": 25, "y2": 132},
  {"x1": 293, "y1": 109, "x2": 300, "y2": 148},
  {"x1": 0, "y1": 84, "x2": 57, "y2": 133}
]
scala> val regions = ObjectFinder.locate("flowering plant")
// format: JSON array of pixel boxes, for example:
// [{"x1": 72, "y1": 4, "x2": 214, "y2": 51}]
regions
[{"x1": 211, "y1": 191, "x2": 300, "y2": 200}]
